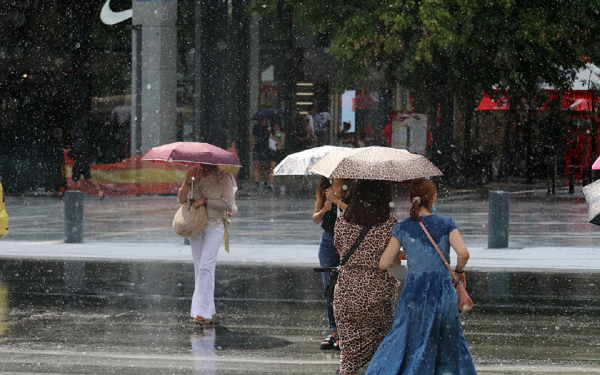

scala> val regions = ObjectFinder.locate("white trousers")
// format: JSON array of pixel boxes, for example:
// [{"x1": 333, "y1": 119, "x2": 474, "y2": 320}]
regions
[{"x1": 189, "y1": 222, "x2": 225, "y2": 318}]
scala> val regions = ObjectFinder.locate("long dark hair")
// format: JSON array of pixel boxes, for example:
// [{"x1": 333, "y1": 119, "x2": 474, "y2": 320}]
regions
[
  {"x1": 316, "y1": 176, "x2": 331, "y2": 201},
  {"x1": 409, "y1": 178, "x2": 437, "y2": 221},
  {"x1": 344, "y1": 179, "x2": 392, "y2": 227}
]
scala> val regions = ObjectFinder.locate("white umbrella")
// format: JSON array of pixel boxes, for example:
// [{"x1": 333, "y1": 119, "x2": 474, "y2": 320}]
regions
[
  {"x1": 308, "y1": 146, "x2": 443, "y2": 181},
  {"x1": 272, "y1": 146, "x2": 351, "y2": 176},
  {"x1": 583, "y1": 179, "x2": 600, "y2": 225}
]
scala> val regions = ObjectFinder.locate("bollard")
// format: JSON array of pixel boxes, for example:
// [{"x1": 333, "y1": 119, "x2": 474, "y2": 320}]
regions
[
  {"x1": 569, "y1": 165, "x2": 575, "y2": 194},
  {"x1": 488, "y1": 191, "x2": 509, "y2": 248},
  {"x1": 64, "y1": 190, "x2": 84, "y2": 243}
]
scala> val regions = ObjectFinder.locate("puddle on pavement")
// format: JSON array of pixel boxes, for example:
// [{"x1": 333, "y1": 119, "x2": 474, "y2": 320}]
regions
[{"x1": 0, "y1": 259, "x2": 599, "y2": 374}]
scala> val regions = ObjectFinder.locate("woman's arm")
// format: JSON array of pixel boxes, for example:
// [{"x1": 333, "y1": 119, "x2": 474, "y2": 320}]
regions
[
  {"x1": 379, "y1": 236, "x2": 401, "y2": 270},
  {"x1": 326, "y1": 188, "x2": 348, "y2": 211},
  {"x1": 178, "y1": 169, "x2": 197, "y2": 204},
  {"x1": 449, "y1": 228, "x2": 470, "y2": 272},
  {"x1": 313, "y1": 195, "x2": 331, "y2": 224},
  {"x1": 178, "y1": 182, "x2": 189, "y2": 204}
]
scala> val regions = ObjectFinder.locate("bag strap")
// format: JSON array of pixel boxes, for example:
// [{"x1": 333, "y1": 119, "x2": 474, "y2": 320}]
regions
[
  {"x1": 340, "y1": 226, "x2": 371, "y2": 267},
  {"x1": 218, "y1": 171, "x2": 232, "y2": 217},
  {"x1": 418, "y1": 220, "x2": 457, "y2": 282}
]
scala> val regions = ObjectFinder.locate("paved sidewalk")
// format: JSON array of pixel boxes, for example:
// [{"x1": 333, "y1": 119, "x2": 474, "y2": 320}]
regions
[
  {"x1": 1, "y1": 240, "x2": 599, "y2": 272},
  {"x1": 2, "y1": 178, "x2": 598, "y2": 271}
]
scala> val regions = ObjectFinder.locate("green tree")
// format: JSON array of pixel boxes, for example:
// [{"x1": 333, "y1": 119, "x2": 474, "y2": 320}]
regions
[{"x1": 255, "y1": 0, "x2": 600, "y2": 176}]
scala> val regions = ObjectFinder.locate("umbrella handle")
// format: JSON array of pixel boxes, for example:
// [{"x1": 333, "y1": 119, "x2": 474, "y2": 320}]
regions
[{"x1": 188, "y1": 177, "x2": 195, "y2": 204}]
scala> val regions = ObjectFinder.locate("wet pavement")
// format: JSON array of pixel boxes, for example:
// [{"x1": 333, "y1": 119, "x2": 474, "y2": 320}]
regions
[
  {"x1": 1, "y1": 180, "x2": 600, "y2": 374},
  {"x1": 3, "y1": 181, "x2": 599, "y2": 248},
  {"x1": 1, "y1": 260, "x2": 600, "y2": 374}
]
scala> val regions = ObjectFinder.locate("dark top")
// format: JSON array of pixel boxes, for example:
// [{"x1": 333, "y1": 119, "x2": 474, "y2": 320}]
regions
[
  {"x1": 252, "y1": 124, "x2": 270, "y2": 152},
  {"x1": 69, "y1": 136, "x2": 91, "y2": 164},
  {"x1": 321, "y1": 196, "x2": 350, "y2": 234}
]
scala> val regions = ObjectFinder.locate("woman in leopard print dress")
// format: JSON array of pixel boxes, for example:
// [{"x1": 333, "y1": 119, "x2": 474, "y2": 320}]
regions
[{"x1": 333, "y1": 179, "x2": 399, "y2": 375}]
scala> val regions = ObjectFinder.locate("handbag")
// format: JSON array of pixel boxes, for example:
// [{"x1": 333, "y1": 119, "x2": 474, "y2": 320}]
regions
[
  {"x1": 172, "y1": 178, "x2": 208, "y2": 238},
  {"x1": 314, "y1": 226, "x2": 370, "y2": 303},
  {"x1": 418, "y1": 221, "x2": 474, "y2": 313}
]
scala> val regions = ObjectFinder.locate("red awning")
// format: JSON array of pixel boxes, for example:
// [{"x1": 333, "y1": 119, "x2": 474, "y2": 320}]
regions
[
  {"x1": 477, "y1": 90, "x2": 600, "y2": 112},
  {"x1": 476, "y1": 92, "x2": 510, "y2": 111},
  {"x1": 563, "y1": 91, "x2": 598, "y2": 112}
]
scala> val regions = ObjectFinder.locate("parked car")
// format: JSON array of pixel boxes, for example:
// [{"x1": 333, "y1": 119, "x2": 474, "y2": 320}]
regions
[{"x1": 0, "y1": 181, "x2": 8, "y2": 238}]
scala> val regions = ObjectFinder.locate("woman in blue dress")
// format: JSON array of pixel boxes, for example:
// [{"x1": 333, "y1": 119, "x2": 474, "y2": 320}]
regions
[{"x1": 366, "y1": 178, "x2": 477, "y2": 375}]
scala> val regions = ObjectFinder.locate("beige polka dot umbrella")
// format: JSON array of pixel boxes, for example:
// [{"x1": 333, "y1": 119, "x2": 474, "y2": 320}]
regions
[{"x1": 308, "y1": 146, "x2": 443, "y2": 181}]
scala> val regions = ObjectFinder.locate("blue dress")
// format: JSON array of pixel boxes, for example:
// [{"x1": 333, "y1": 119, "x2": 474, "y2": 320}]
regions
[{"x1": 366, "y1": 215, "x2": 477, "y2": 375}]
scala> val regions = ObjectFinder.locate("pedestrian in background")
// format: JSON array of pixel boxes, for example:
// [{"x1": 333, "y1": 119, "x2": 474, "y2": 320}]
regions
[
  {"x1": 297, "y1": 117, "x2": 317, "y2": 150},
  {"x1": 69, "y1": 131, "x2": 105, "y2": 200},
  {"x1": 366, "y1": 178, "x2": 476, "y2": 375},
  {"x1": 178, "y1": 164, "x2": 237, "y2": 326},
  {"x1": 306, "y1": 105, "x2": 317, "y2": 137},
  {"x1": 333, "y1": 179, "x2": 398, "y2": 375},
  {"x1": 269, "y1": 122, "x2": 286, "y2": 195},
  {"x1": 313, "y1": 177, "x2": 352, "y2": 351},
  {"x1": 250, "y1": 116, "x2": 272, "y2": 190}
]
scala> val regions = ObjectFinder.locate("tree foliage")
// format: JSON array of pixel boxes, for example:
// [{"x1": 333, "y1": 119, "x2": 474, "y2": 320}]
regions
[{"x1": 255, "y1": 0, "x2": 600, "y2": 105}]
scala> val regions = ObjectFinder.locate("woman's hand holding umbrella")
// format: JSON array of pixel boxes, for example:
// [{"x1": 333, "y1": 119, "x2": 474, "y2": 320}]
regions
[{"x1": 185, "y1": 167, "x2": 201, "y2": 184}]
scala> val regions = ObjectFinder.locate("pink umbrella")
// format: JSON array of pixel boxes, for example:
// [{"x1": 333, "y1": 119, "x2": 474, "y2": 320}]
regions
[
  {"x1": 142, "y1": 142, "x2": 242, "y2": 167},
  {"x1": 593, "y1": 156, "x2": 600, "y2": 171}
]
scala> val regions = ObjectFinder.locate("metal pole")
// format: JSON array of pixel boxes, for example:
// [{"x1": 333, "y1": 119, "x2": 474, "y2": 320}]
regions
[
  {"x1": 64, "y1": 190, "x2": 84, "y2": 243},
  {"x1": 488, "y1": 191, "x2": 509, "y2": 248},
  {"x1": 248, "y1": 7, "x2": 260, "y2": 166},
  {"x1": 194, "y1": 0, "x2": 204, "y2": 142},
  {"x1": 131, "y1": 25, "x2": 143, "y2": 156},
  {"x1": 552, "y1": 151, "x2": 556, "y2": 195},
  {"x1": 569, "y1": 165, "x2": 575, "y2": 194}
]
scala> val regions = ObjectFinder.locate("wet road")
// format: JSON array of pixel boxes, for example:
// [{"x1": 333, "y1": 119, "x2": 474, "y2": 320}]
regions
[
  {"x1": 3, "y1": 183, "x2": 599, "y2": 248},
  {"x1": 2, "y1": 183, "x2": 600, "y2": 373},
  {"x1": 1, "y1": 260, "x2": 600, "y2": 374}
]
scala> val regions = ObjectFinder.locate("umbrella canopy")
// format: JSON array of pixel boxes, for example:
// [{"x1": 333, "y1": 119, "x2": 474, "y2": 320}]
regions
[
  {"x1": 142, "y1": 142, "x2": 242, "y2": 167},
  {"x1": 309, "y1": 146, "x2": 443, "y2": 181},
  {"x1": 251, "y1": 109, "x2": 286, "y2": 120},
  {"x1": 583, "y1": 179, "x2": 600, "y2": 225},
  {"x1": 593, "y1": 156, "x2": 600, "y2": 170},
  {"x1": 272, "y1": 145, "x2": 350, "y2": 176}
]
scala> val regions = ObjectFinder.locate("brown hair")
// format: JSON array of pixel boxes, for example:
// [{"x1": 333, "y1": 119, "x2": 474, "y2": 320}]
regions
[
  {"x1": 316, "y1": 176, "x2": 332, "y2": 201},
  {"x1": 341, "y1": 179, "x2": 354, "y2": 199},
  {"x1": 344, "y1": 179, "x2": 392, "y2": 227},
  {"x1": 409, "y1": 178, "x2": 437, "y2": 221},
  {"x1": 201, "y1": 164, "x2": 218, "y2": 175}
]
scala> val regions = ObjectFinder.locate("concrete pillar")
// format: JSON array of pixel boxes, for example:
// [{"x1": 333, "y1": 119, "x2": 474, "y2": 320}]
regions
[
  {"x1": 132, "y1": 0, "x2": 178, "y2": 154},
  {"x1": 488, "y1": 191, "x2": 509, "y2": 248},
  {"x1": 64, "y1": 191, "x2": 84, "y2": 243},
  {"x1": 248, "y1": 9, "x2": 260, "y2": 165}
]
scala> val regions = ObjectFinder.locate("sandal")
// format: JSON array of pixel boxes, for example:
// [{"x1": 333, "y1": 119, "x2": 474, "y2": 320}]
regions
[
  {"x1": 98, "y1": 191, "x2": 106, "y2": 201},
  {"x1": 193, "y1": 315, "x2": 215, "y2": 326},
  {"x1": 320, "y1": 334, "x2": 340, "y2": 350}
]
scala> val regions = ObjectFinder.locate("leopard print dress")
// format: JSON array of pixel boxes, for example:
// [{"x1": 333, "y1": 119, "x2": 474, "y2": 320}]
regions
[{"x1": 333, "y1": 215, "x2": 399, "y2": 375}]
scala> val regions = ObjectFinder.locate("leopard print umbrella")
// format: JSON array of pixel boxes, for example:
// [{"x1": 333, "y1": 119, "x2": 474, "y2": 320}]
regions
[{"x1": 309, "y1": 146, "x2": 443, "y2": 181}]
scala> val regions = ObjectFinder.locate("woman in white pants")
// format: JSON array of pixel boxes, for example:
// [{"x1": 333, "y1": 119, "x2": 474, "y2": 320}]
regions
[{"x1": 178, "y1": 164, "x2": 237, "y2": 326}]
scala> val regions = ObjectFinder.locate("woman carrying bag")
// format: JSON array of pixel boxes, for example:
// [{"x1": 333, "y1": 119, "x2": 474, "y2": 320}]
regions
[
  {"x1": 178, "y1": 164, "x2": 237, "y2": 326},
  {"x1": 332, "y1": 179, "x2": 399, "y2": 375},
  {"x1": 366, "y1": 178, "x2": 476, "y2": 375}
]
